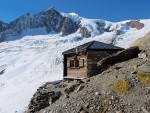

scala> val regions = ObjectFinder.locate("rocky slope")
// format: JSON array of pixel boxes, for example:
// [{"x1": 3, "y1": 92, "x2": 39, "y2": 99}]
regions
[{"x1": 26, "y1": 42, "x2": 150, "y2": 113}]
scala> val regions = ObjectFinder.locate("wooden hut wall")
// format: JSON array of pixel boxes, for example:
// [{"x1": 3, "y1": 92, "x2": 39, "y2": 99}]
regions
[
  {"x1": 63, "y1": 55, "x2": 67, "y2": 77},
  {"x1": 87, "y1": 50, "x2": 117, "y2": 76},
  {"x1": 66, "y1": 55, "x2": 87, "y2": 78}
]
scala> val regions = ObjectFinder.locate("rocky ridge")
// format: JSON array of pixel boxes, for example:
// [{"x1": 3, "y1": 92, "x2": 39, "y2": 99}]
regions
[
  {"x1": 0, "y1": 8, "x2": 79, "y2": 42},
  {"x1": 25, "y1": 36, "x2": 150, "y2": 113}
]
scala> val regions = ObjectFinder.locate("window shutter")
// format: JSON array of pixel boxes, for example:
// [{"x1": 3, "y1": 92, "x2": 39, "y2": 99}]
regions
[
  {"x1": 67, "y1": 62, "x2": 70, "y2": 68},
  {"x1": 79, "y1": 59, "x2": 84, "y2": 67}
]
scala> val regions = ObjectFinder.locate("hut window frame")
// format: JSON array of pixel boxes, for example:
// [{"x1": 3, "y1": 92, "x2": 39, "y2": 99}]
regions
[
  {"x1": 69, "y1": 58, "x2": 84, "y2": 68},
  {"x1": 79, "y1": 59, "x2": 84, "y2": 68},
  {"x1": 70, "y1": 60, "x2": 75, "y2": 68}
]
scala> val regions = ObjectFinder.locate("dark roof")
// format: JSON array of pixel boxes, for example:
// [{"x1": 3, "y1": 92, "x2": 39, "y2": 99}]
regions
[{"x1": 62, "y1": 41, "x2": 124, "y2": 55}]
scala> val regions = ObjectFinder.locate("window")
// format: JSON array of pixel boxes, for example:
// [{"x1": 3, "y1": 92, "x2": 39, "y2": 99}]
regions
[
  {"x1": 69, "y1": 58, "x2": 84, "y2": 68},
  {"x1": 75, "y1": 59, "x2": 79, "y2": 67},
  {"x1": 70, "y1": 60, "x2": 75, "y2": 67},
  {"x1": 79, "y1": 59, "x2": 84, "y2": 67}
]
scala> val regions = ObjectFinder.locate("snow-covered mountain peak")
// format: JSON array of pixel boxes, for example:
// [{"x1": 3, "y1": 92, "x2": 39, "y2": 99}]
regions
[{"x1": 0, "y1": 8, "x2": 79, "y2": 42}]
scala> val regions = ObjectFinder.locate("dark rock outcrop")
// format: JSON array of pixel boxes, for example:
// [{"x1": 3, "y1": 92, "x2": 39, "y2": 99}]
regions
[
  {"x1": 61, "y1": 17, "x2": 78, "y2": 35},
  {"x1": 0, "y1": 21, "x2": 8, "y2": 32},
  {"x1": 96, "y1": 21, "x2": 107, "y2": 33},
  {"x1": 97, "y1": 46, "x2": 140, "y2": 68},
  {"x1": 27, "y1": 82, "x2": 61, "y2": 112},
  {"x1": 79, "y1": 27, "x2": 91, "y2": 38},
  {"x1": 0, "y1": 69, "x2": 5, "y2": 75},
  {"x1": 28, "y1": 90, "x2": 55, "y2": 112},
  {"x1": 126, "y1": 20, "x2": 144, "y2": 30}
]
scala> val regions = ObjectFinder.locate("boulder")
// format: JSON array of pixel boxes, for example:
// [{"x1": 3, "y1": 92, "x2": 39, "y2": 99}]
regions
[
  {"x1": 76, "y1": 84, "x2": 84, "y2": 92},
  {"x1": 95, "y1": 92, "x2": 101, "y2": 96},
  {"x1": 28, "y1": 91, "x2": 55, "y2": 112},
  {"x1": 80, "y1": 110, "x2": 87, "y2": 113},
  {"x1": 97, "y1": 46, "x2": 140, "y2": 68},
  {"x1": 138, "y1": 64, "x2": 150, "y2": 73},
  {"x1": 52, "y1": 91, "x2": 61, "y2": 102},
  {"x1": 138, "y1": 52, "x2": 147, "y2": 59},
  {"x1": 64, "y1": 84, "x2": 79, "y2": 94},
  {"x1": 81, "y1": 78, "x2": 90, "y2": 83},
  {"x1": 28, "y1": 83, "x2": 61, "y2": 112},
  {"x1": 126, "y1": 20, "x2": 144, "y2": 30}
]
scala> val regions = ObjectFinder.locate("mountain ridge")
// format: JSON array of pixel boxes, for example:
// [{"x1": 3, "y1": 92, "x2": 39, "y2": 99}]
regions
[
  {"x1": 0, "y1": 7, "x2": 79, "y2": 42},
  {"x1": 0, "y1": 7, "x2": 147, "y2": 43}
]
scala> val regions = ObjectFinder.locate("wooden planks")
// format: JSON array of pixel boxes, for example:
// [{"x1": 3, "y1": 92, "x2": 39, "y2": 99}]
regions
[
  {"x1": 87, "y1": 50, "x2": 118, "y2": 77},
  {"x1": 66, "y1": 55, "x2": 88, "y2": 78}
]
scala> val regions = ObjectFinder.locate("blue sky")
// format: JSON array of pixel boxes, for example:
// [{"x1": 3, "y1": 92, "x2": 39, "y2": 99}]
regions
[{"x1": 0, "y1": 0, "x2": 150, "y2": 23}]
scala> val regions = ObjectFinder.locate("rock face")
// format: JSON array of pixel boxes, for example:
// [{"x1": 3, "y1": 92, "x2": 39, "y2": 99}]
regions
[
  {"x1": 28, "y1": 90, "x2": 55, "y2": 112},
  {"x1": 79, "y1": 27, "x2": 91, "y2": 38},
  {"x1": 61, "y1": 17, "x2": 78, "y2": 35},
  {"x1": 27, "y1": 83, "x2": 61, "y2": 112},
  {"x1": 0, "y1": 21, "x2": 8, "y2": 32},
  {"x1": 126, "y1": 20, "x2": 144, "y2": 30},
  {"x1": 0, "y1": 8, "x2": 79, "y2": 42},
  {"x1": 79, "y1": 21, "x2": 107, "y2": 38},
  {"x1": 97, "y1": 46, "x2": 140, "y2": 68}
]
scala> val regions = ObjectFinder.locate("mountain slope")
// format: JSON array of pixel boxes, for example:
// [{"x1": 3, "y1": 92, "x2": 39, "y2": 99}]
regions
[
  {"x1": 132, "y1": 32, "x2": 150, "y2": 51},
  {"x1": 0, "y1": 8, "x2": 78, "y2": 42},
  {"x1": 0, "y1": 8, "x2": 150, "y2": 113}
]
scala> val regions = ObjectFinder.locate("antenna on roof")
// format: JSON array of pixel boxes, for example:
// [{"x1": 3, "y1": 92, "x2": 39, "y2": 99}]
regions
[{"x1": 76, "y1": 47, "x2": 78, "y2": 54}]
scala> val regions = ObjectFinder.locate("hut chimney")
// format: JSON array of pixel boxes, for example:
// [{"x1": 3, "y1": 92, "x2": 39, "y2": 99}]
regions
[{"x1": 76, "y1": 47, "x2": 78, "y2": 54}]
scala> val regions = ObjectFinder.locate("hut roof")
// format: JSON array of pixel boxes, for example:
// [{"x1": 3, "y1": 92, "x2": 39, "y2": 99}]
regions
[{"x1": 62, "y1": 41, "x2": 124, "y2": 55}]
